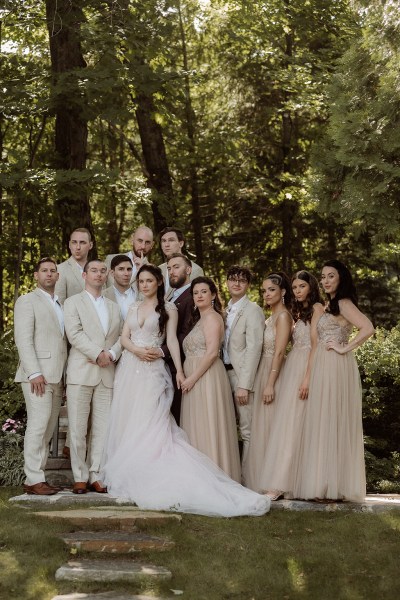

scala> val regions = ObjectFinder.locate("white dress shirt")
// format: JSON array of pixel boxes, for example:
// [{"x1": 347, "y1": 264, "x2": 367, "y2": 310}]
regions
[
  {"x1": 85, "y1": 291, "x2": 117, "y2": 361},
  {"x1": 113, "y1": 286, "x2": 136, "y2": 320},
  {"x1": 171, "y1": 283, "x2": 191, "y2": 303}
]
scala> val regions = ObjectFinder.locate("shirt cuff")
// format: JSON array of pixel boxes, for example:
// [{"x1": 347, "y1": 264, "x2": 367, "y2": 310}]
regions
[
  {"x1": 159, "y1": 348, "x2": 165, "y2": 358},
  {"x1": 28, "y1": 372, "x2": 42, "y2": 380},
  {"x1": 108, "y1": 350, "x2": 116, "y2": 361}
]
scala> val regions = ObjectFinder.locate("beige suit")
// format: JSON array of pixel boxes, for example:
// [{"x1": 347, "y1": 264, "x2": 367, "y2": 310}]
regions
[
  {"x1": 64, "y1": 291, "x2": 122, "y2": 483},
  {"x1": 160, "y1": 260, "x2": 204, "y2": 300},
  {"x1": 55, "y1": 257, "x2": 85, "y2": 305},
  {"x1": 225, "y1": 296, "x2": 264, "y2": 465},
  {"x1": 14, "y1": 289, "x2": 67, "y2": 485}
]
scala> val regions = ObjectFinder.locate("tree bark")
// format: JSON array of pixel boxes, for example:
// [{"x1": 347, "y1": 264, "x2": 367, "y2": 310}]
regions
[
  {"x1": 45, "y1": 0, "x2": 96, "y2": 254},
  {"x1": 134, "y1": 92, "x2": 176, "y2": 233},
  {"x1": 177, "y1": 0, "x2": 203, "y2": 266}
]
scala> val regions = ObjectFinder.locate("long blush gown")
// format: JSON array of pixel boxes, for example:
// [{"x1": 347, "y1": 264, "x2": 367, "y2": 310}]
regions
[
  {"x1": 259, "y1": 319, "x2": 311, "y2": 495},
  {"x1": 243, "y1": 314, "x2": 284, "y2": 491},
  {"x1": 293, "y1": 312, "x2": 366, "y2": 502},
  {"x1": 101, "y1": 303, "x2": 270, "y2": 517},
  {"x1": 180, "y1": 320, "x2": 241, "y2": 482}
]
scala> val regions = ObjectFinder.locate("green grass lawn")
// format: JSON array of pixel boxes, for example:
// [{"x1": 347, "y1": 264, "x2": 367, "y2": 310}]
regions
[{"x1": 0, "y1": 487, "x2": 399, "y2": 600}]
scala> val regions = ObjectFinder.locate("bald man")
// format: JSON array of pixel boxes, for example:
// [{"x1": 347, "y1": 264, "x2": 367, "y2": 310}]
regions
[{"x1": 105, "y1": 225, "x2": 154, "y2": 288}]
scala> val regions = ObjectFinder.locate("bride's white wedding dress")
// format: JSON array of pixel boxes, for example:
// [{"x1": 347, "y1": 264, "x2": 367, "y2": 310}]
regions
[{"x1": 101, "y1": 302, "x2": 270, "y2": 517}]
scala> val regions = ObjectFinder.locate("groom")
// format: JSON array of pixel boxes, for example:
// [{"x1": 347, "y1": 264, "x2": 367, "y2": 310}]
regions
[{"x1": 160, "y1": 253, "x2": 194, "y2": 424}]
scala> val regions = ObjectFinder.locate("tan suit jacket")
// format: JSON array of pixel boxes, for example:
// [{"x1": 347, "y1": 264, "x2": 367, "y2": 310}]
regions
[
  {"x1": 55, "y1": 257, "x2": 85, "y2": 305},
  {"x1": 64, "y1": 291, "x2": 122, "y2": 388},
  {"x1": 226, "y1": 297, "x2": 265, "y2": 391},
  {"x1": 14, "y1": 289, "x2": 67, "y2": 383}
]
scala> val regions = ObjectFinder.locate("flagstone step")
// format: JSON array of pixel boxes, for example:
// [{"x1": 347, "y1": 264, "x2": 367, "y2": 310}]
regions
[
  {"x1": 52, "y1": 594, "x2": 166, "y2": 600},
  {"x1": 55, "y1": 559, "x2": 172, "y2": 582},
  {"x1": 9, "y1": 491, "x2": 133, "y2": 506},
  {"x1": 35, "y1": 508, "x2": 182, "y2": 530},
  {"x1": 61, "y1": 531, "x2": 175, "y2": 553}
]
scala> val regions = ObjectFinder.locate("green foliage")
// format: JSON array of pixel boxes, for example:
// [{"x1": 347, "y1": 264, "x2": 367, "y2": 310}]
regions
[
  {"x1": 0, "y1": 331, "x2": 25, "y2": 425},
  {"x1": 0, "y1": 432, "x2": 25, "y2": 486},
  {"x1": 312, "y1": 0, "x2": 400, "y2": 239},
  {"x1": 357, "y1": 324, "x2": 400, "y2": 491}
]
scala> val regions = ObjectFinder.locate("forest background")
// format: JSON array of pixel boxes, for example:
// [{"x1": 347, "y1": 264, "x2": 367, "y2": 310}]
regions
[{"x1": 0, "y1": 0, "x2": 399, "y2": 490}]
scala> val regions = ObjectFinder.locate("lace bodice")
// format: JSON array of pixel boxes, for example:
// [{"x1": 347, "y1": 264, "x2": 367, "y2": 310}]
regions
[
  {"x1": 183, "y1": 321, "x2": 206, "y2": 357},
  {"x1": 292, "y1": 320, "x2": 311, "y2": 350},
  {"x1": 126, "y1": 301, "x2": 176, "y2": 348},
  {"x1": 317, "y1": 312, "x2": 352, "y2": 345},
  {"x1": 262, "y1": 316, "x2": 276, "y2": 357}
]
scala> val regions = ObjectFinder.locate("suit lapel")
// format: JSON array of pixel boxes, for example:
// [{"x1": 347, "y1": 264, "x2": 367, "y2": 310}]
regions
[
  {"x1": 68, "y1": 257, "x2": 84, "y2": 288},
  {"x1": 33, "y1": 288, "x2": 63, "y2": 336},
  {"x1": 80, "y1": 292, "x2": 106, "y2": 338},
  {"x1": 229, "y1": 296, "x2": 249, "y2": 334}
]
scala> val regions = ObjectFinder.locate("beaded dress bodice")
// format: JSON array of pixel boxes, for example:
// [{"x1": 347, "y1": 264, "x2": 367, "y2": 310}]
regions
[
  {"x1": 292, "y1": 320, "x2": 311, "y2": 350},
  {"x1": 262, "y1": 316, "x2": 276, "y2": 357},
  {"x1": 317, "y1": 312, "x2": 352, "y2": 345},
  {"x1": 127, "y1": 302, "x2": 176, "y2": 348},
  {"x1": 183, "y1": 321, "x2": 206, "y2": 357}
]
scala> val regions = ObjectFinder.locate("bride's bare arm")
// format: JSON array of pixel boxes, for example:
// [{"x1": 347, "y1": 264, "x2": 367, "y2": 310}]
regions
[
  {"x1": 181, "y1": 312, "x2": 222, "y2": 393},
  {"x1": 166, "y1": 309, "x2": 184, "y2": 385}
]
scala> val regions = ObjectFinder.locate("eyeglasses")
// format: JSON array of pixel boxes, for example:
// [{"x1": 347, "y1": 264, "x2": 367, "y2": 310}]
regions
[{"x1": 227, "y1": 277, "x2": 248, "y2": 284}]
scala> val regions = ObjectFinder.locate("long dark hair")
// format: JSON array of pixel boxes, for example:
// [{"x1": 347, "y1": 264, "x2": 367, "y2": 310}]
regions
[
  {"x1": 190, "y1": 276, "x2": 224, "y2": 326},
  {"x1": 136, "y1": 264, "x2": 168, "y2": 335},
  {"x1": 323, "y1": 260, "x2": 358, "y2": 316},
  {"x1": 264, "y1": 272, "x2": 293, "y2": 308},
  {"x1": 291, "y1": 270, "x2": 322, "y2": 324}
]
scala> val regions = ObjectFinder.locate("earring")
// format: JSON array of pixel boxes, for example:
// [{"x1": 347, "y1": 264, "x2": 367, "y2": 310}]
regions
[
  {"x1": 281, "y1": 295, "x2": 285, "y2": 305},
  {"x1": 212, "y1": 299, "x2": 215, "y2": 308}
]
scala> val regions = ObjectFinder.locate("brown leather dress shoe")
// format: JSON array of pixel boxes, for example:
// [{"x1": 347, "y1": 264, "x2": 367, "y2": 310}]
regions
[
  {"x1": 73, "y1": 482, "x2": 88, "y2": 494},
  {"x1": 89, "y1": 481, "x2": 107, "y2": 493},
  {"x1": 23, "y1": 482, "x2": 59, "y2": 496}
]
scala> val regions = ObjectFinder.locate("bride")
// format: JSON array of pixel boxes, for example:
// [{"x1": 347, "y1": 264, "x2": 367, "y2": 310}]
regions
[{"x1": 101, "y1": 264, "x2": 270, "y2": 517}]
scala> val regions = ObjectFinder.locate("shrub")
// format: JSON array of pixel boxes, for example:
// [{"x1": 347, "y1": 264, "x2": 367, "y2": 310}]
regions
[
  {"x1": 0, "y1": 330, "x2": 25, "y2": 425},
  {"x1": 0, "y1": 431, "x2": 25, "y2": 486},
  {"x1": 357, "y1": 324, "x2": 400, "y2": 492}
]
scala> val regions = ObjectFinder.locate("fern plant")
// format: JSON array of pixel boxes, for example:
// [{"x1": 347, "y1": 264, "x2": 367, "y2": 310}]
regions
[{"x1": 0, "y1": 431, "x2": 25, "y2": 486}]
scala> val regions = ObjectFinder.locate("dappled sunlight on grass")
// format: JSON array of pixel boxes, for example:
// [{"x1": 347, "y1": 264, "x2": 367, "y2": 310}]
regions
[
  {"x1": 378, "y1": 512, "x2": 400, "y2": 531},
  {"x1": 287, "y1": 557, "x2": 307, "y2": 593},
  {"x1": 0, "y1": 550, "x2": 22, "y2": 576}
]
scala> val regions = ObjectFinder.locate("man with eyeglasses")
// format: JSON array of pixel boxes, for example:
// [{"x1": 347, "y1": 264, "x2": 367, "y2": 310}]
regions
[
  {"x1": 64, "y1": 259, "x2": 122, "y2": 494},
  {"x1": 223, "y1": 266, "x2": 265, "y2": 472}
]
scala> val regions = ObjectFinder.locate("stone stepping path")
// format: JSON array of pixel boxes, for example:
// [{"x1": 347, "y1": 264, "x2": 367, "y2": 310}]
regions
[
  {"x1": 271, "y1": 495, "x2": 400, "y2": 513},
  {"x1": 9, "y1": 491, "x2": 132, "y2": 506},
  {"x1": 61, "y1": 531, "x2": 175, "y2": 553},
  {"x1": 10, "y1": 491, "x2": 400, "y2": 512},
  {"x1": 52, "y1": 595, "x2": 165, "y2": 600},
  {"x1": 34, "y1": 508, "x2": 182, "y2": 530},
  {"x1": 55, "y1": 559, "x2": 172, "y2": 582}
]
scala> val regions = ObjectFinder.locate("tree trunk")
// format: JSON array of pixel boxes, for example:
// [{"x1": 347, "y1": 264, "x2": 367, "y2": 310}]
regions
[
  {"x1": 177, "y1": 0, "x2": 203, "y2": 266},
  {"x1": 135, "y1": 92, "x2": 176, "y2": 233},
  {"x1": 45, "y1": 0, "x2": 96, "y2": 254}
]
